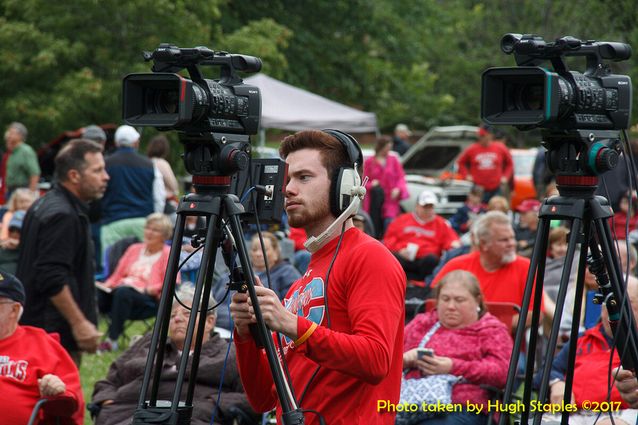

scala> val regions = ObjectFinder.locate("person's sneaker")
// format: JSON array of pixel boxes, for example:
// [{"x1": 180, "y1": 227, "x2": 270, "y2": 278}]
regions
[{"x1": 97, "y1": 339, "x2": 118, "y2": 353}]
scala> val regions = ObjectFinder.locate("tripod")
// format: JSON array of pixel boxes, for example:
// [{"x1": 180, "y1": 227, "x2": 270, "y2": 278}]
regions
[
  {"x1": 498, "y1": 131, "x2": 638, "y2": 425},
  {"x1": 131, "y1": 176, "x2": 304, "y2": 425}
]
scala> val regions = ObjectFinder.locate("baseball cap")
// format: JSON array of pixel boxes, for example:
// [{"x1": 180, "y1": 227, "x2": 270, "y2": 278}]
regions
[
  {"x1": 516, "y1": 199, "x2": 541, "y2": 213},
  {"x1": 0, "y1": 270, "x2": 25, "y2": 305},
  {"x1": 114, "y1": 125, "x2": 140, "y2": 147},
  {"x1": 395, "y1": 123, "x2": 412, "y2": 136},
  {"x1": 82, "y1": 125, "x2": 107, "y2": 143},
  {"x1": 417, "y1": 190, "x2": 438, "y2": 206},
  {"x1": 8, "y1": 210, "x2": 25, "y2": 231}
]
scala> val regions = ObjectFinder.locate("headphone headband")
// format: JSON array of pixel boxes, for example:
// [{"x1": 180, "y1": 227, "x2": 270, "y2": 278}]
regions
[{"x1": 322, "y1": 129, "x2": 363, "y2": 168}]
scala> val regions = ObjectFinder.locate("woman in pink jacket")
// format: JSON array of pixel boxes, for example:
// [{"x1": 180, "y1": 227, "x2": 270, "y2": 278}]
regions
[
  {"x1": 363, "y1": 136, "x2": 409, "y2": 236},
  {"x1": 402, "y1": 270, "x2": 513, "y2": 425},
  {"x1": 96, "y1": 213, "x2": 178, "y2": 351}
]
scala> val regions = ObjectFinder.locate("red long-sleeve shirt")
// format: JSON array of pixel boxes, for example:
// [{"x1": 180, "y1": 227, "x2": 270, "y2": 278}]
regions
[
  {"x1": 0, "y1": 326, "x2": 84, "y2": 425},
  {"x1": 383, "y1": 212, "x2": 459, "y2": 258},
  {"x1": 457, "y1": 142, "x2": 514, "y2": 191},
  {"x1": 235, "y1": 228, "x2": 406, "y2": 425}
]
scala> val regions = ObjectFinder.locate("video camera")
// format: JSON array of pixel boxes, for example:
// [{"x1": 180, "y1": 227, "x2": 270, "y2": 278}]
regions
[
  {"x1": 122, "y1": 44, "x2": 286, "y2": 223},
  {"x1": 481, "y1": 34, "x2": 632, "y2": 131},
  {"x1": 123, "y1": 43, "x2": 261, "y2": 134}
]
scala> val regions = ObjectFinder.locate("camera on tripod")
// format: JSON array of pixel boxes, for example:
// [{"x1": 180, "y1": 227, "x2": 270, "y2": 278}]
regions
[
  {"x1": 482, "y1": 33, "x2": 632, "y2": 131},
  {"x1": 122, "y1": 44, "x2": 286, "y2": 224},
  {"x1": 123, "y1": 43, "x2": 261, "y2": 134}
]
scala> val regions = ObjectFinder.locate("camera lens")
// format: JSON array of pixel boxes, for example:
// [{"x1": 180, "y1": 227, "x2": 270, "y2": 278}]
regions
[
  {"x1": 517, "y1": 83, "x2": 544, "y2": 110},
  {"x1": 154, "y1": 89, "x2": 179, "y2": 114}
]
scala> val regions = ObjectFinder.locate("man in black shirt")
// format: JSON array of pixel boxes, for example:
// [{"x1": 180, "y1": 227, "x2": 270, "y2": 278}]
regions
[{"x1": 17, "y1": 139, "x2": 109, "y2": 365}]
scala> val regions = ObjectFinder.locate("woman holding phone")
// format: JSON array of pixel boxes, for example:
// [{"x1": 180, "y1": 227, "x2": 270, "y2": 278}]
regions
[{"x1": 402, "y1": 270, "x2": 513, "y2": 425}]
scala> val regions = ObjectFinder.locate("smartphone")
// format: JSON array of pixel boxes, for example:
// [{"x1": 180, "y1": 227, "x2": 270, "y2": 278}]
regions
[{"x1": 417, "y1": 348, "x2": 434, "y2": 359}]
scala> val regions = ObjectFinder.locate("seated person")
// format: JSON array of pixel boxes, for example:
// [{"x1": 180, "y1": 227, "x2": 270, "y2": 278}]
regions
[
  {"x1": 97, "y1": 212, "x2": 177, "y2": 351},
  {"x1": 250, "y1": 231, "x2": 300, "y2": 300},
  {"x1": 91, "y1": 286, "x2": 255, "y2": 425},
  {"x1": 431, "y1": 211, "x2": 544, "y2": 328},
  {"x1": 513, "y1": 198, "x2": 540, "y2": 257},
  {"x1": 613, "y1": 191, "x2": 638, "y2": 240},
  {"x1": 0, "y1": 188, "x2": 35, "y2": 244},
  {"x1": 0, "y1": 210, "x2": 25, "y2": 274},
  {"x1": 536, "y1": 275, "x2": 638, "y2": 425},
  {"x1": 448, "y1": 185, "x2": 487, "y2": 235},
  {"x1": 384, "y1": 190, "x2": 460, "y2": 280},
  {"x1": 0, "y1": 271, "x2": 83, "y2": 424},
  {"x1": 402, "y1": 270, "x2": 512, "y2": 425}
]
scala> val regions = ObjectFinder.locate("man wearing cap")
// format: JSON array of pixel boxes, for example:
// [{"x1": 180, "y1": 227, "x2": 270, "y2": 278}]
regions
[
  {"x1": 100, "y1": 124, "x2": 165, "y2": 249},
  {"x1": 392, "y1": 123, "x2": 412, "y2": 156},
  {"x1": 0, "y1": 271, "x2": 84, "y2": 425},
  {"x1": 3, "y1": 122, "x2": 41, "y2": 199},
  {"x1": 514, "y1": 198, "x2": 541, "y2": 257},
  {"x1": 457, "y1": 124, "x2": 513, "y2": 203},
  {"x1": 383, "y1": 190, "x2": 460, "y2": 280},
  {"x1": 17, "y1": 139, "x2": 109, "y2": 363}
]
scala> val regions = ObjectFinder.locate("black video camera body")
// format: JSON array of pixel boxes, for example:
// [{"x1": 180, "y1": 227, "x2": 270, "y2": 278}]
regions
[
  {"x1": 123, "y1": 44, "x2": 261, "y2": 135},
  {"x1": 482, "y1": 34, "x2": 632, "y2": 131},
  {"x1": 122, "y1": 44, "x2": 287, "y2": 224}
]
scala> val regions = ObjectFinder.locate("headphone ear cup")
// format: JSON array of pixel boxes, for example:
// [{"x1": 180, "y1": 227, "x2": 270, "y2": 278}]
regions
[{"x1": 330, "y1": 167, "x2": 359, "y2": 217}]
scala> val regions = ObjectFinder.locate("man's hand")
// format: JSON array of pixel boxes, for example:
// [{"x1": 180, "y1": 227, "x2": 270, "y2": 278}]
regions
[
  {"x1": 230, "y1": 291, "x2": 255, "y2": 339},
  {"x1": 613, "y1": 367, "x2": 638, "y2": 407},
  {"x1": 549, "y1": 380, "x2": 575, "y2": 405},
  {"x1": 416, "y1": 354, "x2": 453, "y2": 376},
  {"x1": 38, "y1": 374, "x2": 66, "y2": 397},
  {"x1": 71, "y1": 320, "x2": 102, "y2": 353},
  {"x1": 249, "y1": 282, "x2": 298, "y2": 340}
]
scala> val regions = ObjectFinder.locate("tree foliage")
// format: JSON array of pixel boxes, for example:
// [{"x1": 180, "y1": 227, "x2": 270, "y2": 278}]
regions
[{"x1": 1, "y1": 0, "x2": 638, "y2": 147}]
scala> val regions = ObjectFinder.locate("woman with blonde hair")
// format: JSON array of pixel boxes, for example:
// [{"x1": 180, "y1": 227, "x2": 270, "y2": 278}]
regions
[
  {"x1": 402, "y1": 270, "x2": 512, "y2": 425},
  {"x1": 96, "y1": 213, "x2": 178, "y2": 351}
]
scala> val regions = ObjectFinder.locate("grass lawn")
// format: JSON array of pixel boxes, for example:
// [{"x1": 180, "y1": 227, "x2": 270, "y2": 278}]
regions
[{"x1": 79, "y1": 319, "x2": 152, "y2": 425}]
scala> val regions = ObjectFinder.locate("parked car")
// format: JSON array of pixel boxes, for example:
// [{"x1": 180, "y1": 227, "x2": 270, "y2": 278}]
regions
[{"x1": 399, "y1": 126, "x2": 478, "y2": 216}]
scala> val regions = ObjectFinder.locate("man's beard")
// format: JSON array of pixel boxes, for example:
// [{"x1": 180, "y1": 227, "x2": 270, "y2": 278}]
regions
[
  {"x1": 501, "y1": 251, "x2": 517, "y2": 265},
  {"x1": 287, "y1": 198, "x2": 331, "y2": 229}
]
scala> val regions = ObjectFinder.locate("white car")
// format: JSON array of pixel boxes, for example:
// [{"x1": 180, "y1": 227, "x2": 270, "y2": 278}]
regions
[{"x1": 399, "y1": 126, "x2": 478, "y2": 216}]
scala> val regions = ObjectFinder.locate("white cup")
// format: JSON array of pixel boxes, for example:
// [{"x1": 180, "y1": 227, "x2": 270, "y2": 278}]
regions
[{"x1": 406, "y1": 243, "x2": 419, "y2": 261}]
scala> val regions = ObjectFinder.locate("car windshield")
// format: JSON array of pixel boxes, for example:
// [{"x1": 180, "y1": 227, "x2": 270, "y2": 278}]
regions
[{"x1": 403, "y1": 145, "x2": 464, "y2": 174}]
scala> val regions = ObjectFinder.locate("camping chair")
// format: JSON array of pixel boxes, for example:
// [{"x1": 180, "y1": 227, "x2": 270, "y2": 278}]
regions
[{"x1": 27, "y1": 394, "x2": 77, "y2": 425}]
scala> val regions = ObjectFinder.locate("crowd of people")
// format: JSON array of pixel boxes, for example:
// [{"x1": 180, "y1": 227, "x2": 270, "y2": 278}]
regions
[{"x1": 1, "y1": 120, "x2": 638, "y2": 425}]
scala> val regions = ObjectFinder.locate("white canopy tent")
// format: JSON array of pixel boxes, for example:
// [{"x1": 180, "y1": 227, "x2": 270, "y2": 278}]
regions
[{"x1": 244, "y1": 73, "x2": 379, "y2": 144}]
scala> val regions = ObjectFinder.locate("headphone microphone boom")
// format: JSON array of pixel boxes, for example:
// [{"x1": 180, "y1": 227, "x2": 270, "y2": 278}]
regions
[{"x1": 304, "y1": 129, "x2": 366, "y2": 252}]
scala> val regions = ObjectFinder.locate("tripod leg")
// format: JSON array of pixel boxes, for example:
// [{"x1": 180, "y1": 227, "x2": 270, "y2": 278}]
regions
[
  {"x1": 533, "y1": 217, "x2": 588, "y2": 425},
  {"x1": 500, "y1": 216, "x2": 550, "y2": 425},
  {"x1": 137, "y1": 212, "x2": 186, "y2": 408},
  {"x1": 184, "y1": 213, "x2": 223, "y2": 405}
]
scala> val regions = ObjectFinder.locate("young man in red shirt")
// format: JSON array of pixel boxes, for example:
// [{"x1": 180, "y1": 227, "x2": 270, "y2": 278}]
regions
[
  {"x1": 383, "y1": 189, "x2": 460, "y2": 281},
  {"x1": 457, "y1": 125, "x2": 513, "y2": 202},
  {"x1": 230, "y1": 130, "x2": 406, "y2": 425}
]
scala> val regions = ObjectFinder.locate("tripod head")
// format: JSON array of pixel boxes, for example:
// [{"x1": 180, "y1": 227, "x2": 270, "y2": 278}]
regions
[{"x1": 542, "y1": 129, "x2": 622, "y2": 197}]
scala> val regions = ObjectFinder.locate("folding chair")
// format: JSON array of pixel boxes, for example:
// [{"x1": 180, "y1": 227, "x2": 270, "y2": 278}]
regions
[{"x1": 27, "y1": 394, "x2": 77, "y2": 425}]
